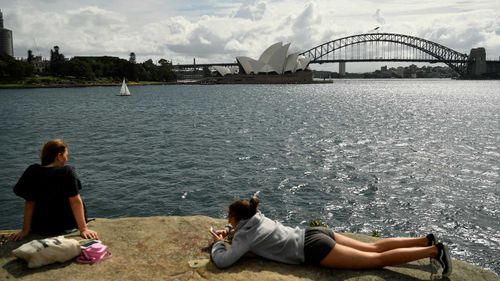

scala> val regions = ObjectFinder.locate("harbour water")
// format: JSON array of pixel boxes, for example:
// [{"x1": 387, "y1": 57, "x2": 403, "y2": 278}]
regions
[{"x1": 0, "y1": 80, "x2": 499, "y2": 274}]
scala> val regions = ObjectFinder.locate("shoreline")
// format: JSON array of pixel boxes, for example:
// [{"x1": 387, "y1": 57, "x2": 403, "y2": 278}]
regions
[
  {"x1": 0, "y1": 81, "x2": 178, "y2": 89},
  {"x1": 3, "y1": 77, "x2": 495, "y2": 90},
  {"x1": 0, "y1": 79, "x2": 336, "y2": 89}
]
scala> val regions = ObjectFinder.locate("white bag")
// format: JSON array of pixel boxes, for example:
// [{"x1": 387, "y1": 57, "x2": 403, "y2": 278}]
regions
[{"x1": 12, "y1": 236, "x2": 81, "y2": 268}]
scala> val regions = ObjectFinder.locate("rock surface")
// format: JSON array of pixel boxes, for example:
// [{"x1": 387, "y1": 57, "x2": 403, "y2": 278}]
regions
[{"x1": 1, "y1": 216, "x2": 498, "y2": 280}]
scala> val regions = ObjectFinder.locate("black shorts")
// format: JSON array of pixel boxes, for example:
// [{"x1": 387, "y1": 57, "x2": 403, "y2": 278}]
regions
[{"x1": 303, "y1": 227, "x2": 336, "y2": 264}]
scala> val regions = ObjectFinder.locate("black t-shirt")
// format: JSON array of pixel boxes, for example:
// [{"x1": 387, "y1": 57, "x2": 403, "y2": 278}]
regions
[{"x1": 13, "y1": 164, "x2": 84, "y2": 234}]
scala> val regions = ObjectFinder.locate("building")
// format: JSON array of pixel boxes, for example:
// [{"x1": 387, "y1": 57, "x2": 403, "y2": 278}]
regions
[
  {"x1": 467, "y1": 48, "x2": 487, "y2": 77},
  {"x1": 213, "y1": 65, "x2": 239, "y2": 76},
  {"x1": 0, "y1": 9, "x2": 14, "y2": 57},
  {"x1": 213, "y1": 42, "x2": 311, "y2": 76},
  {"x1": 235, "y1": 42, "x2": 310, "y2": 75},
  {"x1": 465, "y1": 47, "x2": 500, "y2": 78},
  {"x1": 211, "y1": 42, "x2": 313, "y2": 83}
]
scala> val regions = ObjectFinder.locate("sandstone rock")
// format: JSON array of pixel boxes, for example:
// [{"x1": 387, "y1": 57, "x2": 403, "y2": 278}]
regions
[{"x1": 1, "y1": 216, "x2": 498, "y2": 280}]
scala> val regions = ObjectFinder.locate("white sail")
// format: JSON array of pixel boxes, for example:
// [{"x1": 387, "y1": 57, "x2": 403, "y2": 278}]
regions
[{"x1": 118, "y1": 78, "x2": 131, "y2": 96}]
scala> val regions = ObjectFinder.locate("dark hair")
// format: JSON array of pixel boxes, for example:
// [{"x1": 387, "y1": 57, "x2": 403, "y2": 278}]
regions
[
  {"x1": 228, "y1": 196, "x2": 259, "y2": 222},
  {"x1": 40, "y1": 139, "x2": 68, "y2": 166}
]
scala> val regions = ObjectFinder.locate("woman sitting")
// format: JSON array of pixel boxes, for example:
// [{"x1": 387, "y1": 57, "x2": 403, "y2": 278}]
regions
[
  {"x1": 210, "y1": 195, "x2": 452, "y2": 277},
  {"x1": 11, "y1": 139, "x2": 98, "y2": 240}
]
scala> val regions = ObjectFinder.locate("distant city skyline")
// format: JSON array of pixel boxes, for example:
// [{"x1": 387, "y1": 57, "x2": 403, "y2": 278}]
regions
[{"x1": 3, "y1": 0, "x2": 500, "y2": 72}]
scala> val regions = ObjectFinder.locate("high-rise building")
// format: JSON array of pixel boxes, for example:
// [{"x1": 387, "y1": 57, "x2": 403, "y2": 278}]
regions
[{"x1": 0, "y1": 9, "x2": 14, "y2": 57}]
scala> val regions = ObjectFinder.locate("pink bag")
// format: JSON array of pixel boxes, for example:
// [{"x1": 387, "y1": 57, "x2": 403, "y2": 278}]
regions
[{"x1": 76, "y1": 242, "x2": 112, "y2": 264}]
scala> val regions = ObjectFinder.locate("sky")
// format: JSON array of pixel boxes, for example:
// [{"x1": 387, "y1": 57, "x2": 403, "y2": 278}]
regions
[{"x1": 2, "y1": 0, "x2": 500, "y2": 72}]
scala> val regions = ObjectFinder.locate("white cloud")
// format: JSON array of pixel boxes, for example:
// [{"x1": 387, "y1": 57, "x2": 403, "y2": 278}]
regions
[
  {"x1": 416, "y1": 10, "x2": 498, "y2": 54},
  {"x1": 283, "y1": 5, "x2": 324, "y2": 50},
  {"x1": 234, "y1": 0, "x2": 267, "y2": 21},
  {"x1": 10, "y1": 6, "x2": 140, "y2": 57},
  {"x1": 373, "y1": 9, "x2": 386, "y2": 25}
]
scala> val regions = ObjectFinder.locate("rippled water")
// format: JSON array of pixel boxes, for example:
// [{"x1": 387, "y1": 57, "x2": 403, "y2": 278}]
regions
[{"x1": 0, "y1": 80, "x2": 499, "y2": 273}]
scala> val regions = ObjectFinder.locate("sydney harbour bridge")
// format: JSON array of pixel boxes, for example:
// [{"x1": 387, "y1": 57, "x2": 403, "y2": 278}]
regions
[{"x1": 174, "y1": 32, "x2": 498, "y2": 79}]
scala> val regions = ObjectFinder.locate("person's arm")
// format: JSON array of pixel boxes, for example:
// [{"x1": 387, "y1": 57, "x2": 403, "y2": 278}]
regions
[
  {"x1": 69, "y1": 195, "x2": 98, "y2": 239},
  {"x1": 220, "y1": 224, "x2": 233, "y2": 237},
  {"x1": 213, "y1": 224, "x2": 233, "y2": 238},
  {"x1": 211, "y1": 234, "x2": 251, "y2": 269},
  {"x1": 10, "y1": 200, "x2": 35, "y2": 241}
]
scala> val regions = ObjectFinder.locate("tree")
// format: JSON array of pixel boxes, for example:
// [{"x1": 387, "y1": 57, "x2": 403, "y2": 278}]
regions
[
  {"x1": 158, "y1": 58, "x2": 174, "y2": 81},
  {"x1": 64, "y1": 59, "x2": 95, "y2": 79},
  {"x1": 140, "y1": 59, "x2": 155, "y2": 81},
  {"x1": 124, "y1": 61, "x2": 139, "y2": 81},
  {"x1": 0, "y1": 53, "x2": 34, "y2": 80},
  {"x1": 129, "y1": 52, "x2": 136, "y2": 64},
  {"x1": 50, "y1": 46, "x2": 66, "y2": 75},
  {"x1": 158, "y1": 58, "x2": 171, "y2": 66},
  {"x1": 8, "y1": 61, "x2": 25, "y2": 79}
]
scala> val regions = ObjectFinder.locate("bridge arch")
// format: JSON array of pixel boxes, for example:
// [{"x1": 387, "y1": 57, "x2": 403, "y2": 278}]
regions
[{"x1": 301, "y1": 33, "x2": 469, "y2": 76}]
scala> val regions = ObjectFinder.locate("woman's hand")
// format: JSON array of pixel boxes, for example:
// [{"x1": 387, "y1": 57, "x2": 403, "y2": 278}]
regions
[
  {"x1": 217, "y1": 229, "x2": 229, "y2": 238},
  {"x1": 11, "y1": 201, "x2": 35, "y2": 241},
  {"x1": 80, "y1": 228, "x2": 99, "y2": 239},
  {"x1": 210, "y1": 229, "x2": 224, "y2": 242},
  {"x1": 10, "y1": 230, "x2": 29, "y2": 241}
]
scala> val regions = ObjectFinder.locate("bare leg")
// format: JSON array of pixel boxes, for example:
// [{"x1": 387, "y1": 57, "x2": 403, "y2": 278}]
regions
[
  {"x1": 334, "y1": 233, "x2": 428, "y2": 252},
  {"x1": 320, "y1": 243, "x2": 438, "y2": 269}
]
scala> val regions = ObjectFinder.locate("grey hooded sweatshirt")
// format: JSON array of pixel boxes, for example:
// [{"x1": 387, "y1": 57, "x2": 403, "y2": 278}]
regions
[{"x1": 211, "y1": 212, "x2": 305, "y2": 268}]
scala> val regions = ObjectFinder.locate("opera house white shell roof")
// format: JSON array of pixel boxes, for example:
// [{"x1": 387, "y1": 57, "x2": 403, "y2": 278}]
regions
[{"x1": 214, "y1": 42, "x2": 310, "y2": 76}]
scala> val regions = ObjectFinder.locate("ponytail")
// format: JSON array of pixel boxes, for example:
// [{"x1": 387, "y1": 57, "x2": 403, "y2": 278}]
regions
[
  {"x1": 229, "y1": 193, "x2": 260, "y2": 222},
  {"x1": 249, "y1": 196, "x2": 259, "y2": 213}
]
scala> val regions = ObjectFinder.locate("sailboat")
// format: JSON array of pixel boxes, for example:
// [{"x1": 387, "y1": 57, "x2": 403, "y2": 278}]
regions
[{"x1": 117, "y1": 78, "x2": 131, "y2": 96}]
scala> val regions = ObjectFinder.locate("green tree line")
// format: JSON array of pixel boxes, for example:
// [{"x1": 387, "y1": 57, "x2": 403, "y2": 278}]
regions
[
  {"x1": 0, "y1": 53, "x2": 35, "y2": 80},
  {"x1": 0, "y1": 46, "x2": 176, "y2": 82}
]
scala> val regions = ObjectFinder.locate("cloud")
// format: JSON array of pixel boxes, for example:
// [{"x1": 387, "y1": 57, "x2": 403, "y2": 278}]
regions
[
  {"x1": 167, "y1": 26, "x2": 230, "y2": 58},
  {"x1": 417, "y1": 13, "x2": 493, "y2": 53},
  {"x1": 289, "y1": 2, "x2": 324, "y2": 50},
  {"x1": 11, "y1": 6, "x2": 133, "y2": 57},
  {"x1": 158, "y1": 2, "x2": 329, "y2": 61},
  {"x1": 10, "y1": 5, "x2": 173, "y2": 59},
  {"x1": 494, "y1": 16, "x2": 500, "y2": 36},
  {"x1": 66, "y1": 6, "x2": 122, "y2": 27},
  {"x1": 373, "y1": 9, "x2": 386, "y2": 25},
  {"x1": 234, "y1": 0, "x2": 267, "y2": 21},
  {"x1": 161, "y1": 15, "x2": 253, "y2": 60}
]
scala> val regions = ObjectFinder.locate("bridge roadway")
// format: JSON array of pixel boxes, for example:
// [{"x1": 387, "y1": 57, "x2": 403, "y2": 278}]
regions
[
  {"x1": 174, "y1": 63, "x2": 237, "y2": 69},
  {"x1": 172, "y1": 59, "x2": 465, "y2": 69}
]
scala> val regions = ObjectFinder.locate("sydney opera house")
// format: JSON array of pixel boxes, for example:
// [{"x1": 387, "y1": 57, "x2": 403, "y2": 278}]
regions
[{"x1": 212, "y1": 42, "x2": 313, "y2": 84}]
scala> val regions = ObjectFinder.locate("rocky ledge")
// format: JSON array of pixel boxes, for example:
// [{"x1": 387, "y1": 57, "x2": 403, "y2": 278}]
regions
[{"x1": 1, "y1": 216, "x2": 498, "y2": 280}]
